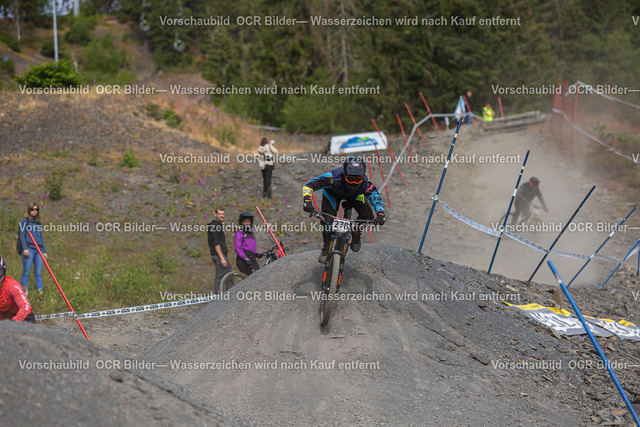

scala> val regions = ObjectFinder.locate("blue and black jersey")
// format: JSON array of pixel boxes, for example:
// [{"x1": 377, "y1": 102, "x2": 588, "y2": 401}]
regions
[{"x1": 303, "y1": 167, "x2": 385, "y2": 214}]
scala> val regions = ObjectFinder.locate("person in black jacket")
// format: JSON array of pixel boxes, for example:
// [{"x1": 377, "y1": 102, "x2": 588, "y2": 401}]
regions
[
  {"x1": 511, "y1": 177, "x2": 548, "y2": 225},
  {"x1": 207, "y1": 207, "x2": 231, "y2": 293}
]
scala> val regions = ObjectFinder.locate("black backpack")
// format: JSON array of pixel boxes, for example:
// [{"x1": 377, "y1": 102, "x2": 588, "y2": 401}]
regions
[
  {"x1": 16, "y1": 219, "x2": 30, "y2": 255},
  {"x1": 16, "y1": 227, "x2": 23, "y2": 255}
]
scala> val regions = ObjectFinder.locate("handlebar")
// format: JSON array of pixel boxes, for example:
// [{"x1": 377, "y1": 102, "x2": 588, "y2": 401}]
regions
[
  {"x1": 309, "y1": 210, "x2": 375, "y2": 225},
  {"x1": 259, "y1": 243, "x2": 287, "y2": 257}
]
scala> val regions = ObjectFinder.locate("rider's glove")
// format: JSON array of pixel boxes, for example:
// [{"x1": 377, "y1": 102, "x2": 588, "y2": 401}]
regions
[
  {"x1": 244, "y1": 258, "x2": 251, "y2": 264},
  {"x1": 373, "y1": 212, "x2": 385, "y2": 226},
  {"x1": 303, "y1": 196, "x2": 314, "y2": 213}
]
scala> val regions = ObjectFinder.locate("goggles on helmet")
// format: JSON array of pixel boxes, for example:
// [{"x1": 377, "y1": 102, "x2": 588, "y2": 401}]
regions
[{"x1": 345, "y1": 175, "x2": 364, "y2": 185}]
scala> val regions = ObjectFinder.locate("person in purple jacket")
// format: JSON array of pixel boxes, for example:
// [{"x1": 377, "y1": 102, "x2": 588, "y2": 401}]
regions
[{"x1": 234, "y1": 212, "x2": 260, "y2": 276}]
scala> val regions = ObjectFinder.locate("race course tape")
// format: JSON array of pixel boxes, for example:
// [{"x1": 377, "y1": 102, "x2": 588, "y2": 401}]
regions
[
  {"x1": 36, "y1": 295, "x2": 219, "y2": 321},
  {"x1": 551, "y1": 107, "x2": 638, "y2": 164},
  {"x1": 436, "y1": 199, "x2": 623, "y2": 263}
]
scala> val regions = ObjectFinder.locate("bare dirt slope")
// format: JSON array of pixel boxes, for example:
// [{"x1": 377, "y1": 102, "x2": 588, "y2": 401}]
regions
[
  {"x1": 0, "y1": 320, "x2": 250, "y2": 426},
  {"x1": 144, "y1": 245, "x2": 640, "y2": 426}
]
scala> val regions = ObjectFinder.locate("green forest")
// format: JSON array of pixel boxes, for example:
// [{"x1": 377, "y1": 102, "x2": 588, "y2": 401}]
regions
[{"x1": 1, "y1": 0, "x2": 639, "y2": 133}]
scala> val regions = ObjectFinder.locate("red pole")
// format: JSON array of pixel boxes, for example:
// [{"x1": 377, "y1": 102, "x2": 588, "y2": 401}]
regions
[
  {"x1": 572, "y1": 81, "x2": 578, "y2": 161},
  {"x1": 498, "y1": 96, "x2": 504, "y2": 118},
  {"x1": 610, "y1": 95, "x2": 614, "y2": 131},
  {"x1": 365, "y1": 123, "x2": 391, "y2": 208},
  {"x1": 404, "y1": 102, "x2": 428, "y2": 149},
  {"x1": 396, "y1": 113, "x2": 416, "y2": 166},
  {"x1": 559, "y1": 79, "x2": 567, "y2": 141},
  {"x1": 612, "y1": 135, "x2": 618, "y2": 189},
  {"x1": 364, "y1": 157, "x2": 375, "y2": 244},
  {"x1": 419, "y1": 93, "x2": 441, "y2": 135},
  {"x1": 550, "y1": 90, "x2": 557, "y2": 133},
  {"x1": 27, "y1": 231, "x2": 90, "y2": 341},
  {"x1": 371, "y1": 118, "x2": 408, "y2": 188},
  {"x1": 463, "y1": 95, "x2": 475, "y2": 124},
  {"x1": 254, "y1": 206, "x2": 286, "y2": 258}
]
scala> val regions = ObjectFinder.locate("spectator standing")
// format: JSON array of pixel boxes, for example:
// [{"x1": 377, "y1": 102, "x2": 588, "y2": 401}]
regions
[
  {"x1": 19, "y1": 202, "x2": 47, "y2": 296},
  {"x1": 482, "y1": 102, "x2": 495, "y2": 121},
  {"x1": 207, "y1": 206, "x2": 232, "y2": 293},
  {"x1": 258, "y1": 137, "x2": 278, "y2": 198},
  {"x1": 234, "y1": 212, "x2": 260, "y2": 276}
]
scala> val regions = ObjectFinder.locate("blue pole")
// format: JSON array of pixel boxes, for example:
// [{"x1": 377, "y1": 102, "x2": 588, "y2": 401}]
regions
[
  {"x1": 487, "y1": 150, "x2": 530, "y2": 274},
  {"x1": 528, "y1": 185, "x2": 596, "y2": 282},
  {"x1": 548, "y1": 261, "x2": 640, "y2": 426},
  {"x1": 567, "y1": 206, "x2": 636, "y2": 288},
  {"x1": 418, "y1": 119, "x2": 463, "y2": 255},
  {"x1": 601, "y1": 239, "x2": 640, "y2": 287}
]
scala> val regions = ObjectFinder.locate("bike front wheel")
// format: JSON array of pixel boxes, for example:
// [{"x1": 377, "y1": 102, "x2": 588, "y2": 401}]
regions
[
  {"x1": 220, "y1": 271, "x2": 247, "y2": 293},
  {"x1": 320, "y1": 253, "x2": 341, "y2": 326}
]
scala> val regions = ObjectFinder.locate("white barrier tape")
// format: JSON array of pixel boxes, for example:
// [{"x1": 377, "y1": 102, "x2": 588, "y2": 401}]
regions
[
  {"x1": 436, "y1": 199, "x2": 623, "y2": 263},
  {"x1": 36, "y1": 295, "x2": 219, "y2": 321},
  {"x1": 575, "y1": 81, "x2": 640, "y2": 110},
  {"x1": 436, "y1": 200, "x2": 501, "y2": 237},
  {"x1": 549, "y1": 249, "x2": 590, "y2": 261},
  {"x1": 624, "y1": 245, "x2": 640, "y2": 259},
  {"x1": 37, "y1": 311, "x2": 75, "y2": 320},
  {"x1": 502, "y1": 230, "x2": 551, "y2": 254},
  {"x1": 552, "y1": 107, "x2": 639, "y2": 164},
  {"x1": 594, "y1": 253, "x2": 624, "y2": 263}
]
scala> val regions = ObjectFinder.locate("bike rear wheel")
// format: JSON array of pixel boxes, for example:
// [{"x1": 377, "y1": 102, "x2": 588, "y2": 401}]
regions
[
  {"x1": 320, "y1": 253, "x2": 341, "y2": 326},
  {"x1": 220, "y1": 271, "x2": 247, "y2": 293}
]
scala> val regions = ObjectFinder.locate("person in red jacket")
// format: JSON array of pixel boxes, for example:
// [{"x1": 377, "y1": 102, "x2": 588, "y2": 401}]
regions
[{"x1": 0, "y1": 256, "x2": 35, "y2": 323}]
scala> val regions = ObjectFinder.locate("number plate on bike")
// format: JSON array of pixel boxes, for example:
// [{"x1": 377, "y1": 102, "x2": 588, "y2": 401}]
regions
[{"x1": 332, "y1": 219, "x2": 351, "y2": 233}]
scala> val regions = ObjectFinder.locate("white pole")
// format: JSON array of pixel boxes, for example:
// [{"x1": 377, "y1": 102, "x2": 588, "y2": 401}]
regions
[{"x1": 52, "y1": 0, "x2": 58, "y2": 63}]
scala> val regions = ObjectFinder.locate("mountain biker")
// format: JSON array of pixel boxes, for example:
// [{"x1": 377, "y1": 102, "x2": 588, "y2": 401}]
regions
[
  {"x1": 0, "y1": 255, "x2": 35, "y2": 323},
  {"x1": 511, "y1": 177, "x2": 548, "y2": 225},
  {"x1": 302, "y1": 156, "x2": 386, "y2": 263},
  {"x1": 234, "y1": 212, "x2": 260, "y2": 276}
]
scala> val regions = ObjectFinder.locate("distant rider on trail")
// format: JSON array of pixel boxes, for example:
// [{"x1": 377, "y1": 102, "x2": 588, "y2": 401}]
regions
[
  {"x1": 511, "y1": 176, "x2": 548, "y2": 225},
  {"x1": 302, "y1": 156, "x2": 386, "y2": 263}
]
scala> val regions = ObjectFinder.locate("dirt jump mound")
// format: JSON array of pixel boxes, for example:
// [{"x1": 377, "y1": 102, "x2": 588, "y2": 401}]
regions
[{"x1": 144, "y1": 244, "x2": 632, "y2": 425}]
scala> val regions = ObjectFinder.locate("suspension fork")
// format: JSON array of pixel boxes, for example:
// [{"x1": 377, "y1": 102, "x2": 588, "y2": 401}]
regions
[{"x1": 330, "y1": 232, "x2": 348, "y2": 292}]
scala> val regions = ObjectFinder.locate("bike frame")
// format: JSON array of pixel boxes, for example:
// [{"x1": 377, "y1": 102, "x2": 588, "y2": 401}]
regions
[
  {"x1": 312, "y1": 208, "x2": 375, "y2": 326},
  {"x1": 315, "y1": 210, "x2": 372, "y2": 292}
]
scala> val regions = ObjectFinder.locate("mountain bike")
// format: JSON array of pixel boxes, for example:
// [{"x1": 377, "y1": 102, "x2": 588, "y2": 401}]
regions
[
  {"x1": 497, "y1": 204, "x2": 543, "y2": 232},
  {"x1": 219, "y1": 242, "x2": 286, "y2": 292},
  {"x1": 311, "y1": 207, "x2": 374, "y2": 327}
]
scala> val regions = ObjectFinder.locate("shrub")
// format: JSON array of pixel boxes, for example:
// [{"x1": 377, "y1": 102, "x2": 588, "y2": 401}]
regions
[
  {"x1": 79, "y1": 34, "x2": 128, "y2": 82},
  {"x1": 15, "y1": 59, "x2": 84, "y2": 88},
  {"x1": 0, "y1": 57, "x2": 14, "y2": 77},
  {"x1": 65, "y1": 15, "x2": 95, "y2": 46},
  {"x1": 120, "y1": 149, "x2": 140, "y2": 168},
  {"x1": 215, "y1": 125, "x2": 238, "y2": 146},
  {"x1": 145, "y1": 103, "x2": 163, "y2": 120},
  {"x1": 0, "y1": 32, "x2": 21, "y2": 52},
  {"x1": 163, "y1": 109, "x2": 183, "y2": 129},
  {"x1": 41, "y1": 41, "x2": 65, "y2": 59},
  {"x1": 45, "y1": 170, "x2": 65, "y2": 200}
]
